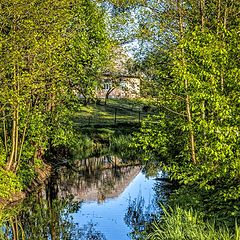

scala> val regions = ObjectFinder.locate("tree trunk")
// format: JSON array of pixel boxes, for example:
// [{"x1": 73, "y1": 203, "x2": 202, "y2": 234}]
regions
[
  {"x1": 178, "y1": 0, "x2": 196, "y2": 164},
  {"x1": 3, "y1": 109, "x2": 8, "y2": 155},
  {"x1": 105, "y1": 87, "x2": 115, "y2": 105},
  {"x1": 7, "y1": 103, "x2": 20, "y2": 171},
  {"x1": 14, "y1": 102, "x2": 19, "y2": 171},
  {"x1": 200, "y1": 0, "x2": 205, "y2": 30}
]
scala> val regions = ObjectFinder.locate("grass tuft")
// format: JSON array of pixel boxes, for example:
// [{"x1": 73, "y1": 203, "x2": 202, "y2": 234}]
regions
[{"x1": 147, "y1": 206, "x2": 239, "y2": 240}]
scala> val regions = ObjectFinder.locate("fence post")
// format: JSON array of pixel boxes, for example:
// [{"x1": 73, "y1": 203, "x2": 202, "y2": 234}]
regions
[
  {"x1": 114, "y1": 108, "x2": 117, "y2": 124},
  {"x1": 138, "y1": 111, "x2": 141, "y2": 123}
]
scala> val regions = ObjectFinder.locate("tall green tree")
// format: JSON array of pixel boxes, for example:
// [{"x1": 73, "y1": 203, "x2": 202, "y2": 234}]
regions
[
  {"x1": 128, "y1": 0, "x2": 240, "y2": 201},
  {"x1": 0, "y1": 0, "x2": 73, "y2": 173},
  {"x1": 0, "y1": 0, "x2": 111, "y2": 195},
  {"x1": 67, "y1": 0, "x2": 111, "y2": 104}
]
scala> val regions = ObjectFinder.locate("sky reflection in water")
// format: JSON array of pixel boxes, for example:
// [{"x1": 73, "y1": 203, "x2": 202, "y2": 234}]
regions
[
  {"x1": 0, "y1": 155, "x2": 165, "y2": 240},
  {"x1": 72, "y1": 170, "x2": 160, "y2": 240}
]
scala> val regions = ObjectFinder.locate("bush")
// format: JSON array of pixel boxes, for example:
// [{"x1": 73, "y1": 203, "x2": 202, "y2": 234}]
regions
[{"x1": 0, "y1": 168, "x2": 22, "y2": 199}]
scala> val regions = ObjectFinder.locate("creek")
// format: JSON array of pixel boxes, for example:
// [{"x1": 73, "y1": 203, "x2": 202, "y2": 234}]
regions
[{"x1": 0, "y1": 154, "x2": 170, "y2": 240}]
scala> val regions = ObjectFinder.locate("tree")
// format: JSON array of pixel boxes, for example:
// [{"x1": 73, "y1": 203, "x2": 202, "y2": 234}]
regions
[
  {"x1": 66, "y1": 0, "x2": 111, "y2": 105},
  {"x1": 0, "y1": 0, "x2": 111, "y2": 194},
  {"x1": 101, "y1": 47, "x2": 138, "y2": 104},
  {"x1": 128, "y1": 0, "x2": 240, "y2": 201}
]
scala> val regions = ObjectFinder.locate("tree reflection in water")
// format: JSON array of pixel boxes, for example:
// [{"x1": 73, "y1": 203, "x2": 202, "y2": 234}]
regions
[
  {"x1": 0, "y1": 174, "x2": 106, "y2": 240},
  {"x1": 0, "y1": 155, "x2": 144, "y2": 240},
  {"x1": 53, "y1": 155, "x2": 141, "y2": 203},
  {"x1": 124, "y1": 172, "x2": 173, "y2": 240},
  {"x1": 124, "y1": 196, "x2": 159, "y2": 240}
]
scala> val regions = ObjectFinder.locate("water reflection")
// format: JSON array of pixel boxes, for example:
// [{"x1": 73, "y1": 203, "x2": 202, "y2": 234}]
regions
[
  {"x1": 53, "y1": 155, "x2": 141, "y2": 203},
  {"x1": 124, "y1": 173, "x2": 173, "y2": 239},
  {"x1": 0, "y1": 193, "x2": 83, "y2": 239},
  {"x1": 124, "y1": 196, "x2": 158, "y2": 237},
  {"x1": 0, "y1": 155, "x2": 167, "y2": 240}
]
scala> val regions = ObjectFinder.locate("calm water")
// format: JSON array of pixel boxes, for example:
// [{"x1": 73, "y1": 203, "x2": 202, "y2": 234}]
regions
[
  {"x1": 71, "y1": 170, "x2": 159, "y2": 240},
  {"x1": 0, "y1": 155, "x2": 168, "y2": 240}
]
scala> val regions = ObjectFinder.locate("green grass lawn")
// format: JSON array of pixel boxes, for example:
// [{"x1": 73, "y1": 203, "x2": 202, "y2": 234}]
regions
[{"x1": 73, "y1": 98, "x2": 151, "y2": 126}]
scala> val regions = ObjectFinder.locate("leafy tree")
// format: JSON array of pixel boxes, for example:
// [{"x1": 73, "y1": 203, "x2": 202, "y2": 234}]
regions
[
  {"x1": 130, "y1": 0, "x2": 240, "y2": 202},
  {"x1": 66, "y1": 0, "x2": 111, "y2": 105},
  {"x1": 0, "y1": 0, "x2": 111, "y2": 194}
]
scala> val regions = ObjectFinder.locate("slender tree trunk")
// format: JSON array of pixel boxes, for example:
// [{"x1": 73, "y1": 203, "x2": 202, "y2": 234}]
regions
[
  {"x1": 14, "y1": 119, "x2": 27, "y2": 172},
  {"x1": 178, "y1": 0, "x2": 196, "y2": 164},
  {"x1": 105, "y1": 88, "x2": 115, "y2": 105},
  {"x1": 13, "y1": 102, "x2": 31, "y2": 172},
  {"x1": 14, "y1": 101, "x2": 19, "y2": 170},
  {"x1": 3, "y1": 109, "x2": 8, "y2": 155},
  {"x1": 223, "y1": 6, "x2": 228, "y2": 30},
  {"x1": 10, "y1": 218, "x2": 17, "y2": 240},
  {"x1": 185, "y1": 86, "x2": 197, "y2": 164},
  {"x1": 7, "y1": 109, "x2": 17, "y2": 170},
  {"x1": 18, "y1": 221, "x2": 25, "y2": 240},
  {"x1": 6, "y1": 14, "x2": 20, "y2": 171},
  {"x1": 217, "y1": 0, "x2": 221, "y2": 34},
  {"x1": 14, "y1": 218, "x2": 19, "y2": 240},
  {"x1": 220, "y1": 72, "x2": 224, "y2": 92},
  {"x1": 8, "y1": 76, "x2": 20, "y2": 171},
  {"x1": 7, "y1": 103, "x2": 20, "y2": 171}
]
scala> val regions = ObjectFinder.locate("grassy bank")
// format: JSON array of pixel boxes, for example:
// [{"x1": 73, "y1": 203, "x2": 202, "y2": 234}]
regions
[
  {"x1": 71, "y1": 123, "x2": 140, "y2": 162},
  {"x1": 147, "y1": 206, "x2": 240, "y2": 240},
  {"x1": 70, "y1": 99, "x2": 145, "y2": 160},
  {"x1": 73, "y1": 98, "x2": 155, "y2": 127}
]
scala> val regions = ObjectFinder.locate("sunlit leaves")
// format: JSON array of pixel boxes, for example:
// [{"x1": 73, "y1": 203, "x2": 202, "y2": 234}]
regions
[
  {"x1": 132, "y1": 1, "x2": 240, "y2": 203},
  {"x1": 66, "y1": 0, "x2": 111, "y2": 103},
  {"x1": 0, "y1": 0, "x2": 111, "y2": 190}
]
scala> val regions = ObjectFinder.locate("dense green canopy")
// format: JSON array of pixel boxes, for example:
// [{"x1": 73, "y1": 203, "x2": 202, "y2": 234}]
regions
[{"x1": 0, "y1": 0, "x2": 110, "y2": 197}]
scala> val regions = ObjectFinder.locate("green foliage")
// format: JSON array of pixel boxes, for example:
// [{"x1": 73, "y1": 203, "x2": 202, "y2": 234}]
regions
[
  {"x1": 109, "y1": 134, "x2": 140, "y2": 160},
  {"x1": 160, "y1": 27, "x2": 240, "y2": 199},
  {"x1": 0, "y1": 168, "x2": 22, "y2": 199},
  {"x1": 128, "y1": 2, "x2": 240, "y2": 236},
  {"x1": 147, "y1": 206, "x2": 240, "y2": 240},
  {"x1": 166, "y1": 186, "x2": 240, "y2": 227},
  {"x1": 0, "y1": 0, "x2": 77, "y2": 172},
  {"x1": 110, "y1": 134, "x2": 132, "y2": 151},
  {"x1": 133, "y1": 7, "x2": 240, "y2": 200},
  {"x1": 0, "y1": 0, "x2": 112, "y2": 198},
  {"x1": 17, "y1": 161, "x2": 36, "y2": 188},
  {"x1": 70, "y1": 134, "x2": 96, "y2": 160},
  {"x1": 66, "y1": 0, "x2": 111, "y2": 103},
  {"x1": 0, "y1": 140, "x2": 6, "y2": 167}
]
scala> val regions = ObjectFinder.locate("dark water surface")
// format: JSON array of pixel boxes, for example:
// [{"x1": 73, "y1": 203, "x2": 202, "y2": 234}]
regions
[{"x1": 1, "y1": 155, "x2": 167, "y2": 240}]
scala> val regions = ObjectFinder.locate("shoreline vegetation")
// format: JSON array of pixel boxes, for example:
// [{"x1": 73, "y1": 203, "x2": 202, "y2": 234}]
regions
[
  {"x1": 147, "y1": 206, "x2": 240, "y2": 240},
  {"x1": 0, "y1": 0, "x2": 239, "y2": 239},
  {"x1": 0, "y1": 162, "x2": 51, "y2": 209},
  {"x1": 0, "y1": 0, "x2": 111, "y2": 209},
  {"x1": 0, "y1": 99, "x2": 239, "y2": 239},
  {"x1": 0, "y1": 102, "x2": 141, "y2": 207}
]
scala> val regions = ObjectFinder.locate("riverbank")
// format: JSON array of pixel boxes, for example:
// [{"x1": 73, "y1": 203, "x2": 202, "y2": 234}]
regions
[
  {"x1": 0, "y1": 99, "x2": 142, "y2": 209},
  {"x1": 0, "y1": 140, "x2": 159, "y2": 240},
  {"x1": 146, "y1": 205, "x2": 240, "y2": 240},
  {"x1": 0, "y1": 118, "x2": 140, "y2": 209},
  {"x1": 0, "y1": 163, "x2": 51, "y2": 209}
]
